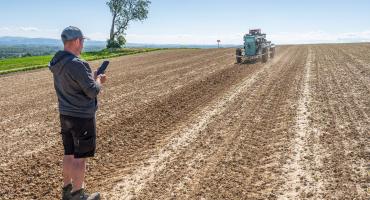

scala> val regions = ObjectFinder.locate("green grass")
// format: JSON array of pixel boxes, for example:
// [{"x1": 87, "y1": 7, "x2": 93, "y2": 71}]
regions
[{"x1": 0, "y1": 48, "x2": 163, "y2": 75}]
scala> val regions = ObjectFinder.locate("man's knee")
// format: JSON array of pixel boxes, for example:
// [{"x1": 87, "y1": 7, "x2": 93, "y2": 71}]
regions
[{"x1": 72, "y1": 158, "x2": 86, "y2": 167}]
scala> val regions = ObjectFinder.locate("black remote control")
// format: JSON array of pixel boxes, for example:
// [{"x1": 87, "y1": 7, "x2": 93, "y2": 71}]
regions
[{"x1": 97, "y1": 60, "x2": 109, "y2": 75}]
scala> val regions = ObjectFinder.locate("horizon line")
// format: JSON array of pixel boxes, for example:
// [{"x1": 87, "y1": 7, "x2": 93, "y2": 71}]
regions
[{"x1": 0, "y1": 35, "x2": 370, "y2": 46}]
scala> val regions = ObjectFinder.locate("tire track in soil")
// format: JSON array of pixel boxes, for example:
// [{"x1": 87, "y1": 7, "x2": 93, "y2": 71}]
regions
[
  {"x1": 180, "y1": 46, "x2": 305, "y2": 200},
  {"x1": 133, "y1": 46, "x2": 300, "y2": 200},
  {"x1": 108, "y1": 46, "x2": 300, "y2": 200},
  {"x1": 277, "y1": 47, "x2": 325, "y2": 199},
  {"x1": 103, "y1": 46, "x2": 294, "y2": 200}
]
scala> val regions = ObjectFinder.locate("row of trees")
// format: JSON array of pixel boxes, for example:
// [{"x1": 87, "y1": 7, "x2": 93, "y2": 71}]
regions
[{"x1": 106, "y1": 0, "x2": 151, "y2": 48}]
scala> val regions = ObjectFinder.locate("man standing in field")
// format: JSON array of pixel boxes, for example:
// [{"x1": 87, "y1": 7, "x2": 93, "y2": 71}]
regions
[{"x1": 49, "y1": 26, "x2": 107, "y2": 200}]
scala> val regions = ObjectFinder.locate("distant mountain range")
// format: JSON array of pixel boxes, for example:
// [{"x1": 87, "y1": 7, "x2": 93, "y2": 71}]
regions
[
  {"x1": 0, "y1": 36, "x2": 105, "y2": 46},
  {"x1": 0, "y1": 36, "x2": 238, "y2": 49}
]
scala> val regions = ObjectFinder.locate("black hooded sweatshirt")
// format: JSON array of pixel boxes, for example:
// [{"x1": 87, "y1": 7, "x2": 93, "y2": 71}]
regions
[{"x1": 49, "y1": 51, "x2": 101, "y2": 118}]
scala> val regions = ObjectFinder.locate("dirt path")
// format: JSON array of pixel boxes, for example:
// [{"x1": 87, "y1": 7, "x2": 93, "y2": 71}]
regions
[{"x1": 0, "y1": 45, "x2": 368, "y2": 199}]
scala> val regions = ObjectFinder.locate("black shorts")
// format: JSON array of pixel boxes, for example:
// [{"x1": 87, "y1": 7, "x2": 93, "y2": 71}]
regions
[{"x1": 60, "y1": 114, "x2": 96, "y2": 158}]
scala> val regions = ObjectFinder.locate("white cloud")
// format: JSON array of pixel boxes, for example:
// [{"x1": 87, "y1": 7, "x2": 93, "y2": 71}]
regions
[
  {"x1": 126, "y1": 33, "x2": 241, "y2": 45},
  {"x1": 0, "y1": 27, "x2": 10, "y2": 31},
  {"x1": 0, "y1": 26, "x2": 107, "y2": 41},
  {"x1": 0, "y1": 26, "x2": 60, "y2": 39},
  {"x1": 270, "y1": 30, "x2": 370, "y2": 44},
  {"x1": 19, "y1": 27, "x2": 40, "y2": 32},
  {"x1": 126, "y1": 30, "x2": 370, "y2": 45},
  {"x1": 87, "y1": 32, "x2": 109, "y2": 41}
]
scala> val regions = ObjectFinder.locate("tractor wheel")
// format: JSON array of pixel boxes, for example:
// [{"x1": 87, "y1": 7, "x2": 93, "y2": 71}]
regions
[
  {"x1": 236, "y1": 48, "x2": 242, "y2": 64},
  {"x1": 270, "y1": 47, "x2": 275, "y2": 58},
  {"x1": 262, "y1": 48, "x2": 269, "y2": 63}
]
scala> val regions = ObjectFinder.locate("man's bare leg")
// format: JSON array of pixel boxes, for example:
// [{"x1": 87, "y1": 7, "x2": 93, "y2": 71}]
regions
[
  {"x1": 71, "y1": 158, "x2": 86, "y2": 192},
  {"x1": 63, "y1": 155, "x2": 74, "y2": 187}
]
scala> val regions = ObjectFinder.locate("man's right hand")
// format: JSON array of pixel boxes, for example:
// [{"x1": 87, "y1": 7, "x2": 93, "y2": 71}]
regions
[{"x1": 96, "y1": 74, "x2": 107, "y2": 84}]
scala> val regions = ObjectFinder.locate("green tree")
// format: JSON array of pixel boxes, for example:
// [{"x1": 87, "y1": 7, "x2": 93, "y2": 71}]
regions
[
  {"x1": 117, "y1": 35, "x2": 126, "y2": 46},
  {"x1": 106, "y1": 0, "x2": 151, "y2": 48}
]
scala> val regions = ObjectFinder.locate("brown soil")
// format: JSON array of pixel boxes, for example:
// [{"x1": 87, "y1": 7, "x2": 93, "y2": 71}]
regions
[{"x1": 0, "y1": 45, "x2": 368, "y2": 199}]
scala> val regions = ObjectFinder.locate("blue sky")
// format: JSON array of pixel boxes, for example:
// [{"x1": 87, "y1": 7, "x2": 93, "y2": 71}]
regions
[{"x1": 1, "y1": 0, "x2": 370, "y2": 44}]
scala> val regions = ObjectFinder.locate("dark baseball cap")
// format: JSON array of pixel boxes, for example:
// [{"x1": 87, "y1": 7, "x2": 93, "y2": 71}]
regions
[{"x1": 61, "y1": 26, "x2": 88, "y2": 42}]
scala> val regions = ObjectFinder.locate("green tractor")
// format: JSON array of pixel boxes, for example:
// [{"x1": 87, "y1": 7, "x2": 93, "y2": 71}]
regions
[{"x1": 236, "y1": 29, "x2": 275, "y2": 64}]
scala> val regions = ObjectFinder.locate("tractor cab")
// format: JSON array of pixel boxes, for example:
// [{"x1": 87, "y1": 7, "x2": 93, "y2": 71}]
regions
[
  {"x1": 236, "y1": 29, "x2": 275, "y2": 64},
  {"x1": 244, "y1": 35, "x2": 256, "y2": 56}
]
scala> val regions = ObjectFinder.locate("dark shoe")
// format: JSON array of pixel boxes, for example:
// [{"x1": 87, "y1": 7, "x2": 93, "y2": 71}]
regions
[
  {"x1": 70, "y1": 189, "x2": 100, "y2": 200},
  {"x1": 62, "y1": 183, "x2": 73, "y2": 200}
]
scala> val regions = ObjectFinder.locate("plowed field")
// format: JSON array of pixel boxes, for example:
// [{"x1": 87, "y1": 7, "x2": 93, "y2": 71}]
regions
[{"x1": 0, "y1": 44, "x2": 369, "y2": 199}]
